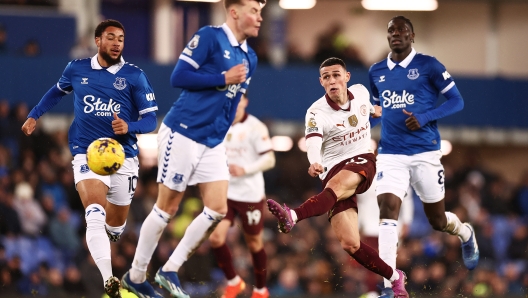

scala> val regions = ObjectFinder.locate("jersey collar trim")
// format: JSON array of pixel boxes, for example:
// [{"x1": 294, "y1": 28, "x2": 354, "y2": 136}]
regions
[
  {"x1": 325, "y1": 90, "x2": 354, "y2": 111},
  {"x1": 91, "y1": 54, "x2": 126, "y2": 74},
  {"x1": 221, "y1": 23, "x2": 248, "y2": 53},
  {"x1": 387, "y1": 47, "x2": 416, "y2": 70}
]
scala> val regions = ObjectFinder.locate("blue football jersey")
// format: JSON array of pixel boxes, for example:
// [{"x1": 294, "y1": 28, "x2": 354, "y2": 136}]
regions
[
  {"x1": 58, "y1": 55, "x2": 158, "y2": 157},
  {"x1": 163, "y1": 24, "x2": 258, "y2": 148},
  {"x1": 369, "y1": 48, "x2": 456, "y2": 155}
]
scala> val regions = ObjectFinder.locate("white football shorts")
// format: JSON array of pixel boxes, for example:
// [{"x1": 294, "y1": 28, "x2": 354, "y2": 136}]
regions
[
  {"x1": 72, "y1": 154, "x2": 139, "y2": 206},
  {"x1": 375, "y1": 150, "x2": 445, "y2": 203},
  {"x1": 156, "y1": 123, "x2": 229, "y2": 192}
]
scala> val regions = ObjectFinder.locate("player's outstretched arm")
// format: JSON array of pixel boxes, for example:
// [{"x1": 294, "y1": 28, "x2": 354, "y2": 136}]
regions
[{"x1": 23, "y1": 85, "x2": 67, "y2": 135}]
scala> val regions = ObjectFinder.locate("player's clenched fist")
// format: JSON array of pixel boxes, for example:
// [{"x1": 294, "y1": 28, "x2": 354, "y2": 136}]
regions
[
  {"x1": 21, "y1": 118, "x2": 37, "y2": 136},
  {"x1": 112, "y1": 112, "x2": 128, "y2": 135},
  {"x1": 308, "y1": 163, "x2": 324, "y2": 177},
  {"x1": 224, "y1": 64, "x2": 247, "y2": 85}
]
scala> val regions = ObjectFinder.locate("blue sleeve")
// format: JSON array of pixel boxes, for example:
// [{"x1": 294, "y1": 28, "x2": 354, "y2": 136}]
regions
[
  {"x1": 27, "y1": 85, "x2": 66, "y2": 120},
  {"x1": 170, "y1": 59, "x2": 225, "y2": 89},
  {"x1": 127, "y1": 112, "x2": 157, "y2": 134},
  {"x1": 414, "y1": 85, "x2": 464, "y2": 126},
  {"x1": 369, "y1": 116, "x2": 382, "y2": 127},
  {"x1": 57, "y1": 61, "x2": 74, "y2": 93},
  {"x1": 132, "y1": 71, "x2": 158, "y2": 114},
  {"x1": 368, "y1": 66, "x2": 381, "y2": 105}
]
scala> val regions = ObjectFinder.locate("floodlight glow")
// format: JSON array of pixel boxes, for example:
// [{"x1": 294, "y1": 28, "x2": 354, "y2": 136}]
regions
[
  {"x1": 279, "y1": 0, "x2": 316, "y2": 9},
  {"x1": 440, "y1": 140, "x2": 452, "y2": 156},
  {"x1": 361, "y1": 0, "x2": 437, "y2": 11},
  {"x1": 298, "y1": 137, "x2": 307, "y2": 152},
  {"x1": 272, "y1": 136, "x2": 294, "y2": 152}
]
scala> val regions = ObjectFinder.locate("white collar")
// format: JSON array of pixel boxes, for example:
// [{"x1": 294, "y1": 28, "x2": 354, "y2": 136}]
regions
[
  {"x1": 386, "y1": 48, "x2": 416, "y2": 70},
  {"x1": 221, "y1": 23, "x2": 248, "y2": 53},
  {"x1": 91, "y1": 54, "x2": 126, "y2": 74}
]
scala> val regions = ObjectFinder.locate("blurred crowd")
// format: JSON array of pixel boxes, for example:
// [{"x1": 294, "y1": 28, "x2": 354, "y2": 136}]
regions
[{"x1": 0, "y1": 98, "x2": 527, "y2": 298}]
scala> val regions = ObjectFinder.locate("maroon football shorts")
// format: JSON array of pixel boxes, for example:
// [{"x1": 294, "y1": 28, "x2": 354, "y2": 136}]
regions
[
  {"x1": 224, "y1": 198, "x2": 265, "y2": 235},
  {"x1": 322, "y1": 152, "x2": 376, "y2": 221}
]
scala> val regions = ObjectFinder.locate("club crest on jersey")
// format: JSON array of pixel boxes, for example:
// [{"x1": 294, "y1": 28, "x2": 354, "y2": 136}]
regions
[
  {"x1": 113, "y1": 77, "x2": 127, "y2": 90},
  {"x1": 348, "y1": 115, "x2": 358, "y2": 127},
  {"x1": 226, "y1": 133, "x2": 232, "y2": 141},
  {"x1": 407, "y1": 69, "x2": 419, "y2": 80},
  {"x1": 377, "y1": 171, "x2": 383, "y2": 180},
  {"x1": 172, "y1": 173, "x2": 184, "y2": 184},
  {"x1": 360, "y1": 104, "x2": 368, "y2": 116},
  {"x1": 80, "y1": 164, "x2": 90, "y2": 174},
  {"x1": 188, "y1": 35, "x2": 200, "y2": 49},
  {"x1": 243, "y1": 59, "x2": 249, "y2": 73}
]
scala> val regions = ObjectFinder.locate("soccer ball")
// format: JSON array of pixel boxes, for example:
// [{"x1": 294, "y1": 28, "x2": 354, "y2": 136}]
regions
[{"x1": 86, "y1": 138, "x2": 125, "y2": 176}]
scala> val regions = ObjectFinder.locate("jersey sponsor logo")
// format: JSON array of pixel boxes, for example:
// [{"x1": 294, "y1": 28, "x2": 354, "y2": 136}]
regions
[
  {"x1": 331, "y1": 122, "x2": 370, "y2": 145},
  {"x1": 407, "y1": 68, "x2": 420, "y2": 80},
  {"x1": 113, "y1": 77, "x2": 127, "y2": 90},
  {"x1": 348, "y1": 115, "x2": 358, "y2": 127},
  {"x1": 224, "y1": 50, "x2": 230, "y2": 59},
  {"x1": 381, "y1": 90, "x2": 415, "y2": 109},
  {"x1": 83, "y1": 95, "x2": 121, "y2": 116},
  {"x1": 188, "y1": 35, "x2": 199, "y2": 49},
  {"x1": 146, "y1": 93, "x2": 155, "y2": 101},
  {"x1": 360, "y1": 104, "x2": 368, "y2": 116},
  {"x1": 379, "y1": 75, "x2": 385, "y2": 82},
  {"x1": 183, "y1": 48, "x2": 192, "y2": 56},
  {"x1": 172, "y1": 173, "x2": 184, "y2": 184},
  {"x1": 442, "y1": 71, "x2": 451, "y2": 80},
  {"x1": 80, "y1": 164, "x2": 90, "y2": 174},
  {"x1": 81, "y1": 78, "x2": 88, "y2": 84}
]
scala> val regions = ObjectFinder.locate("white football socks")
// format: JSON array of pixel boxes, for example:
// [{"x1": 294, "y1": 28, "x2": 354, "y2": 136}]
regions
[
  {"x1": 85, "y1": 203, "x2": 112, "y2": 283},
  {"x1": 130, "y1": 204, "x2": 170, "y2": 283},
  {"x1": 163, "y1": 206, "x2": 225, "y2": 272},
  {"x1": 105, "y1": 221, "x2": 126, "y2": 238},
  {"x1": 379, "y1": 219, "x2": 398, "y2": 288},
  {"x1": 290, "y1": 209, "x2": 298, "y2": 223},
  {"x1": 227, "y1": 275, "x2": 241, "y2": 286},
  {"x1": 444, "y1": 211, "x2": 471, "y2": 242}
]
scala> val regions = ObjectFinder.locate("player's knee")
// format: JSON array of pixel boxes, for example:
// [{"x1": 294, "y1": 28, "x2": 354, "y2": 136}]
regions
[
  {"x1": 209, "y1": 231, "x2": 225, "y2": 248},
  {"x1": 246, "y1": 236, "x2": 263, "y2": 252},
  {"x1": 339, "y1": 237, "x2": 360, "y2": 254}
]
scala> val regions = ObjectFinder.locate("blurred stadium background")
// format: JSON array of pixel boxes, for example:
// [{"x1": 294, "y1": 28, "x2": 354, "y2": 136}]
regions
[{"x1": 0, "y1": 0, "x2": 527, "y2": 297}]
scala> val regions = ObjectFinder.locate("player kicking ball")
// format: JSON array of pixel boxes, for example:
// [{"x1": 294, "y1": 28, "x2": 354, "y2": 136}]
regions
[{"x1": 267, "y1": 57, "x2": 409, "y2": 298}]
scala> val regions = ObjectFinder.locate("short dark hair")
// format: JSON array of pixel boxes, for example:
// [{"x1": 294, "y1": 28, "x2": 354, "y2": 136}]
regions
[
  {"x1": 390, "y1": 16, "x2": 414, "y2": 33},
  {"x1": 319, "y1": 57, "x2": 346, "y2": 70},
  {"x1": 224, "y1": 0, "x2": 266, "y2": 9},
  {"x1": 95, "y1": 19, "x2": 125, "y2": 38}
]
